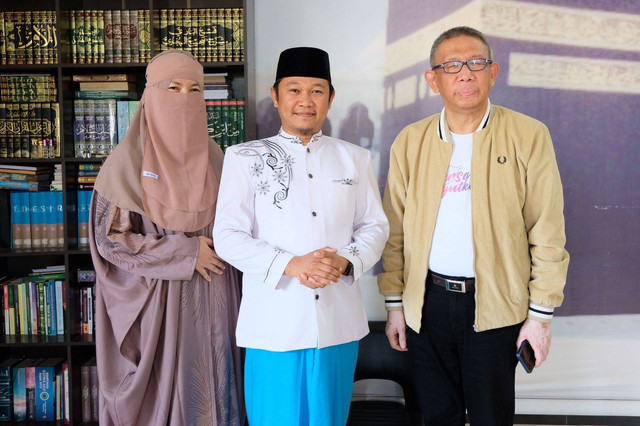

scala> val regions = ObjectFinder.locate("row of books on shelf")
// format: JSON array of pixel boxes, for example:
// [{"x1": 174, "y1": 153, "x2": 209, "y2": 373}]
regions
[
  {"x1": 0, "y1": 11, "x2": 58, "y2": 65},
  {"x1": 74, "y1": 99, "x2": 138, "y2": 158},
  {"x1": 70, "y1": 9, "x2": 151, "y2": 64},
  {"x1": 0, "y1": 164, "x2": 54, "y2": 191},
  {"x1": 9, "y1": 190, "x2": 63, "y2": 249},
  {"x1": 0, "y1": 356, "x2": 70, "y2": 422},
  {"x1": 0, "y1": 101, "x2": 61, "y2": 159},
  {"x1": 0, "y1": 275, "x2": 66, "y2": 337},
  {"x1": 159, "y1": 8, "x2": 244, "y2": 62},
  {"x1": 77, "y1": 190, "x2": 93, "y2": 248},
  {"x1": 0, "y1": 74, "x2": 57, "y2": 103},
  {"x1": 207, "y1": 99, "x2": 246, "y2": 150}
]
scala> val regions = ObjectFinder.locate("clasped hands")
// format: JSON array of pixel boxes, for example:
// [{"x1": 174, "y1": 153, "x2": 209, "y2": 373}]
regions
[{"x1": 285, "y1": 247, "x2": 350, "y2": 289}]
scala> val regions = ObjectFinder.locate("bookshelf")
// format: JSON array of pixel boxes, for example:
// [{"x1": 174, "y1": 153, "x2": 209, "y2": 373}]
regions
[{"x1": 0, "y1": 0, "x2": 255, "y2": 423}]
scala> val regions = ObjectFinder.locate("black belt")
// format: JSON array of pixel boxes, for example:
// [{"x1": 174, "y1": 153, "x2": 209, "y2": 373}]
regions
[{"x1": 429, "y1": 271, "x2": 475, "y2": 293}]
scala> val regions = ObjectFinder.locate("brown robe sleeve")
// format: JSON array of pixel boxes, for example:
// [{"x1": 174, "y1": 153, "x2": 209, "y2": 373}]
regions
[{"x1": 92, "y1": 192, "x2": 199, "y2": 282}]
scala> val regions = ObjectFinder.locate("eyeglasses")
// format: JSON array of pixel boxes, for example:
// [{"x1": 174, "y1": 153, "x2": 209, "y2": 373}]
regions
[{"x1": 431, "y1": 59, "x2": 493, "y2": 74}]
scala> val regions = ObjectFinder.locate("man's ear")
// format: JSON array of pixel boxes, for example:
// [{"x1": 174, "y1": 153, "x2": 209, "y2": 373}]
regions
[
  {"x1": 328, "y1": 90, "x2": 336, "y2": 109},
  {"x1": 425, "y1": 70, "x2": 439, "y2": 94},
  {"x1": 270, "y1": 86, "x2": 279, "y2": 107}
]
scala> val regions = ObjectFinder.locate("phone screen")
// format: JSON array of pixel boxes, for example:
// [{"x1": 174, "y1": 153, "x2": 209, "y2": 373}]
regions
[{"x1": 516, "y1": 339, "x2": 536, "y2": 373}]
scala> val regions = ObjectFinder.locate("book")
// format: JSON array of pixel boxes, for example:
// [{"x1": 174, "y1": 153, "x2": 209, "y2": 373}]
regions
[
  {"x1": 12, "y1": 358, "x2": 34, "y2": 421},
  {"x1": 0, "y1": 358, "x2": 21, "y2": 421},
  {"x1": 75, "y1": 90, "x2": 137, "y2": 100},
  {"x1": 81, "y1": 361, "x2": 90, "y2": 422},
  {"x1": 79, "y1": 81, "x2": 136, "y2": 91},
  {"x1": 35, "y1": 358, "x2": 63, "y2": 421},
  {"x1": 73, "y1": 73, "x2": 135, "y2": 82},
  {"x1": 88, "y1": 358, "x2": 98, "y2": 422}
]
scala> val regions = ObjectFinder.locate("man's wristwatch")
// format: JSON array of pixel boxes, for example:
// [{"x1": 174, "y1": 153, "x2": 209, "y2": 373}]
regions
[{"x1": 343, "y1": 261, "x2": 354, "y2": 276}]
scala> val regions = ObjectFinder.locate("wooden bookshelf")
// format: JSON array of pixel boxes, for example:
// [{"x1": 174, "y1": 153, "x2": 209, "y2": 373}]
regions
[{"x1": 0, "y1": 0, "x2": 254, "y2": 423}]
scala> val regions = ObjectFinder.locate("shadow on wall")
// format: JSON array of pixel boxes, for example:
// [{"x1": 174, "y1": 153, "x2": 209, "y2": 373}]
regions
[
  {"x1": 339, "y1": 102, "x2": 375, "y2": 150},
  {"x1": 256, "y1": 96, "x2": 333, "y2": 139}
]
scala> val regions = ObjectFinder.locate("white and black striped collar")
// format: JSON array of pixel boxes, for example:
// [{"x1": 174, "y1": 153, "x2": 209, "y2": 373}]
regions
[{"x1": 438, "y1": 100, "x2": 492, "y2": 143}]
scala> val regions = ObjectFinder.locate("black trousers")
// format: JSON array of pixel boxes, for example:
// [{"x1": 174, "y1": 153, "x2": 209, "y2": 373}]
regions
[{"x1": 407, "y1": 274, "x2": 522, "y2": 426}]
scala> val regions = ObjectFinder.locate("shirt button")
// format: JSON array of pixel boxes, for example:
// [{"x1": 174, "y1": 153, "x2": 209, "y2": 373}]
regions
[
  {"x1": 315, "y1": 295, "x2": 319, "y2": 300},
  {"x1": 308, "y1": 173, "x2": 313, "y2": 178},
  {"x1": 312, "y1": 211, "x2": 317, "y2": 217}
]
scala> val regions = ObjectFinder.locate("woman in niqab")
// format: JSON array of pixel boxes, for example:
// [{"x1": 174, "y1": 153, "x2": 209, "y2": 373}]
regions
[{"x1": 89, "y1": 50, "x2": 243, "y2": 425}]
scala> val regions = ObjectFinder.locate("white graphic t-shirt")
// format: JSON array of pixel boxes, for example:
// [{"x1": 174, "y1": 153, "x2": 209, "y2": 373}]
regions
[{"x1": 428, "y1": 131, "x2": 475, "y2": 277}]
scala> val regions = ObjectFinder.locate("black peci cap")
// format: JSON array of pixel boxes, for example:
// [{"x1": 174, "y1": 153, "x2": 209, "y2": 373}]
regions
[{"x1": 275, "y1": 47, "x2": 331, "y2": 84}]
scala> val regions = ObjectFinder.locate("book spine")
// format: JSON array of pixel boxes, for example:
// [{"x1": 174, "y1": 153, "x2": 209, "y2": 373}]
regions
[
  {"x1": 84, "y1": 100, "x2": 96, "y2": 157},
  {"x1": 69, "y1": 11, "x2": 76, "y2": 63},
  {"x1": 112, "y1": 10, "x2": 122, "y2": 63},
  {"x1": 78, "y1": 191, "x2": 89, "y2": 247},
  {"x1": 238, "y1": 99, "x2": 245, "y2": 142},
  {"x1": 0, "y1": 103, "x2": 6, "y2": 157},
  {"x1": 239, "y1": 9, "x2": 244, "y2": 61},
  {"x1": 25, "y1": 363, "x2": 36, "y2": 420},
  {"x1": 116, "y1": 100, "x2": 129, "y2": 142},
  {"x1": 183, "y1": 9, "x2": 192, "y2": 56},
  {"x1": 24, "y1": 11, "x2": 33, "y2": 65},
  {"x1": 13, "y1": 362, "x2": 27, "y2": 421},
  {"x1": 46, "y1": 192, "x2": 57, "y2": 248},
  {"x1": 97, "y1": 10, "x2": 105, "y2": 63},
  {"x1": 46, "y1": 281, "x2": 55, "y2": 335},
  {"x1": 29, "y1": 282, "x2": 38, "y2": 335},
  {"x1": 7, "y1": 285, "x2": 15, "y2": 334},
  {"x1": 9, "y1": 104, "x2": 19, "y2": 157},
  {"x1": 106, "y1": 99, "x2": 117, "y2": 153},
  {"x1": 2, "y1": 286, "x2": 9, "y2": 333},
  {"x1": 20, "y1": 103, "x2": 31, "y2": 158},
  {"x1": 229, "y1": 99, "x2": 239, "y2": 147},
  {"x1": 232, "y1": 9, "x2": 240, "y2": 62},
  {"x1": 175, "y1": 9, "x2": 183, "y2": 50},
  {"x1": 93, "y1": 99, "x2": 106, "y2": 156},
  {"x1": 76, "y1": 11, "x2": 85, "y2": 64},
  {"x1": 224, "y1": 9, "x2": 233, "y2": 62},
  {"x1": 167, "y1": 9, "x2": 175, "y2": 50},
  {"x1": 205, "y1": 101, "x2": 215, "y2": 143},
  {"x1": 55, "y1": 192, "x2": 63, "y2": 248},
  {"x1": 55, "y1": 281, "x2": 64, "y2": 335},
  {"x1": 0, "y1": 12, "x2": 5, "y2": 65},
  {"x1": 212, "y1": 100, "x2": 222, "y2": 147},
  {"x1": 29, "y1": 192, "x2": 42, "y2": 249},
  {"x1": 81, "y1": 365, "x2": 90, "y2": 422},
  {"x1": 0, "y1": 364, "x2": 13, "y2": 421},
  {"x1": 221, "y1": 99, "x2": 230, "y2": 150},
  {"x1": 89, "y1": 363, "x2": 98, "y2": 421},
  {"x1": 5, "y1": 12, "x2": 15, "y2": 65},
  {"x1": 104, "y1": 10, "x2": 112, "y2": 63},
  {"x1": 197, "y1": 9, "x2": 206, "y2": 62},
  {"x1": 208, "y1": 9, "x2": 216, "y2": 62},
  {"x1": 40, "y1": 13, "x2": 51, "y2": 65},
  {"x1": 32, "y1": 11, "x2": 43, "y2": 65},
  {"x1": 37, "y1": 282, "x2": 45, "y2": 335},
  {"x1": 14, "y1": 11, "x2": 25, "y2": 64},
  {"x1": 73, "y1": 100, "x2": 85, "y2": 158},
  {"x1": 130, "y1": 10, "x2": 139, "y2": 62},
  {"x1": 160, "y1": 9, "x2": 168, "y2": 52},
  {"x1": 62, "y1": 363, "x2": 69, "y2": 423},
  {"x1": 51, "y1": 102, "x2": 60, "y2": 158},
  {"x1": 21, "y1": 192, "x2": 31, "y2": 248},
  {"x1": 122, "y1": 10, "x2": 131, "y2": 63},
  {"x1": 35, "y1": 365, "x2": 55, "y2": 421},
  {"x1": 90, "y1": 10, "x2": 99, "y2": 63},
  {"x1": 10, "y1": 192, "x2": 22, "y2": 249},
  {"x1": 30, "y1": 102, "x2": 41, "y2": 158},
  {"x1": 48, "y1": 11, "x2": 58, "y2": 64}
]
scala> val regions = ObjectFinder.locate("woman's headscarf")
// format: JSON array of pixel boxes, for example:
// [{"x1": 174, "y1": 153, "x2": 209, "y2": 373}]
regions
[{"x1": 94, "y1": 50, "x2": 223, "y2": 232}]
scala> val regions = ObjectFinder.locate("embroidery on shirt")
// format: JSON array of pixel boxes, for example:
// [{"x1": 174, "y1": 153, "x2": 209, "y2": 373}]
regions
[
  {"x1": 347, "y1": 245, "x2": 364, "y2": 272},
  {"x1": 236, "y1": 139, "x2": 294, "y2": 209},
  {"x1": 332, "y1": 178, "x2": 358, "y2": 185},
  {"x1": 264, "y1": 248, "x2": 285, "y2": 283},
  {"x1": 278, "y1": 129, "x2": 322, "y2": 146}
]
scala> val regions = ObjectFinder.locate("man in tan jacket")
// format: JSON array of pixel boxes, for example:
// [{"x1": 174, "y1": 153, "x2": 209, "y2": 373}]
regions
[{"x1": 378, "y1": 26, "x2": 569, "y2": 425}]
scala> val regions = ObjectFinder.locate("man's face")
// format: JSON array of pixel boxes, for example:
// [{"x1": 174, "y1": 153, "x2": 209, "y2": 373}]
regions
[
  {"x1": 271, "y1": 77, "x2": 334, "y2": 140},
  {"x1": 425, "y1": 35, "x2": 499, "y2": 116}
]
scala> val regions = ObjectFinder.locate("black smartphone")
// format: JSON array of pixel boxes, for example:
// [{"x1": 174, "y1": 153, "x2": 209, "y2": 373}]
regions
[{"x1": 516, "y1": 339, "x2": 536, "y2": 373}]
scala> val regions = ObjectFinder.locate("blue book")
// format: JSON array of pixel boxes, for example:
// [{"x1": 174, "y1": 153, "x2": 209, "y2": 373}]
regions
[
  {"x1": 116, "y1": 100, "x2": 129, "y2": 142},
  {"x1": 29, "y1": 192, "x2": 45, "y2": 249},
  {"x1": 12, "y1": 358, "x2": 34, "y2": 421},
  {"x1": 54, "y1": 191, "x2": 64, "y2": 248},
  {"x1": 10, "y1": 192, "x2": 20, "y2": 249},
  {"x1": 45, "y1": 192, "x2": 56, "y2": 248},
  {"x1": 34, "y1": 358, "x2": 63, "y2": 421},
  {"x1": 19, "y1": 193, "x2": 32, "y2": 248},
  {"x1": 77, "y1": 191, "x2": 89, "y2": 247}
]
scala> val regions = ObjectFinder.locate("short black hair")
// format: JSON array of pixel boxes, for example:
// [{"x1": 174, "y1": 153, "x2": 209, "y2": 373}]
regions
[
  {"x1": 430, "y1": 26, "x2": 492, "y2": 67},
  {"x1": 272, "y1": 79, "x2": 335, "y2": 98}
]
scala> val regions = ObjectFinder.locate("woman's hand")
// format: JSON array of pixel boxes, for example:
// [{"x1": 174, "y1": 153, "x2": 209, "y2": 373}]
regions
[{"x1": 195, "y1": 236, "x2": 226, "y2": 282}]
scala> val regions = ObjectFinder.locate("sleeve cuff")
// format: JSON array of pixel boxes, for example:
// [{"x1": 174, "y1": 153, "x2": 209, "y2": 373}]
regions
[
  {"x1": 337, "y1": 249, "x2": 362, "y2": 283},
  {"x1": 384, "y1": 293, "x2": 404, "y2": 311},
  {"x1": 263, "y1": 249, "x2": 295, "y2": 289},
  {"x1": 528, "y1": 302, "x2": 554, "y2": 323}
]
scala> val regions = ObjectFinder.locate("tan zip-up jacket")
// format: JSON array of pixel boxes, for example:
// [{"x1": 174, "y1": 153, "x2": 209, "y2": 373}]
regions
[{"x1": 378, "y1": 105, "x2": 569, "y2": 332}]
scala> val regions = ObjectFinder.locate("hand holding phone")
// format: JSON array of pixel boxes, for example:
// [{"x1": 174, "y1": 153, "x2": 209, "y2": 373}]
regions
[{"x1": 516, "y1": 339, "x2": 536, "y2": 373}]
